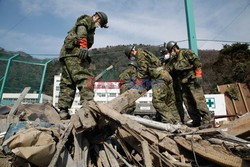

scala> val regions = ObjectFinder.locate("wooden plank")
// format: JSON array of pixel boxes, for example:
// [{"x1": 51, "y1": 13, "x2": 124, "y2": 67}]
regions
[
  {"x1": 8, "y1": 87, "x2": 31, "y2": 116},
  {"x1": 234, "y1": 83, "x2": 248, "y2": 115},
  {"x1": 6, "y1": 87, "x2": 31, "y2": 127},
  {"x1": 220, "y1": 112, "x2": 250, "y2": 136},
  {"x1": 162, "y1": 151, "x2": 191, "y2": 167},
  {"x1": 116, "y1": 134, "x2": 133, "y2": 162},
  {"x1": 71, "y1": 112, "x2": 82, "y2": 130},
  {"x1": 98, "y1": 149, "x2": 111, "y2": 167},
  {"x1": 107, "y1": 88, "x2": 147, "y2": 113},
  {"x1": 122, "y1": 126, "x2": 178, "y2": 167},
  {"x1": 217, "y1": 85, "x2": 237, "y2": 118},
  {"x1": 96, "y1": 104, "x2": 181, "y2": 155},
  {"x1": 77, "y1": 108, "x2": 96, "y2": 130},
  {"x1": 103, "y1": 142, "x2": 119, "y2": 167},
  {"x1": 218, "y1": 83, "x2": 249, "y2": 117},
  {"x1": 71, "y1": 88, "x2": 147, "y2": 132},
  {"x1": 174, "y1": 136, "x2": 243, "y2": 167},
  {"x1": 141, "y1": 140, "x2": 152, "y2": 167},
  {"x1": 238, "y1": 83, "x2": 250, "y2": 113},
  {"x1": 73, "y1": 130, "x2": 89, "y2": 165},
  {"x1": 104, "y1": 142, "x2": 133, "y2": 167},
  {"x1": 97, "y1": 104, "x2": 159, "y2": 143}
]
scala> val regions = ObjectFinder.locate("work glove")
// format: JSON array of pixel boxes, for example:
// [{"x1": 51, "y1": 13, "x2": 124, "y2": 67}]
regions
[
  {"x1": 194, "y1": 68, "x2": 202, "y2": 87},
  {"x1": 78, "y1": 48, "x2": 88, "y2": 60},
  {"x1": 194, "y1": 77, "x2": 203, "y2": 87}
]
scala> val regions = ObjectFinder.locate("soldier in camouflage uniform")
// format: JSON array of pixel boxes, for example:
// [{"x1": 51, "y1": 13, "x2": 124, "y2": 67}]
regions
[
  {"x1": 165, "y1": 41, "x2": 211, "y2": 128},
  {"x1": 119, "y1": 61, "x2": 137, "y2": 114},
  {"x1": 124, "y1": 46, "x2": 180, "y2": 124},
  {"x1": 159, "y1": 47, "x2": 188, "y2": 124},
  {"x1": 58, "y1": 12, "x2": 108, "y2": 119}
]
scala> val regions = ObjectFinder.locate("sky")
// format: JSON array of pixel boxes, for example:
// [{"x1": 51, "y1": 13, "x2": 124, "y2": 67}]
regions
[{"x1": 0, "y1": 0, "x2": 250, "y2": 58}]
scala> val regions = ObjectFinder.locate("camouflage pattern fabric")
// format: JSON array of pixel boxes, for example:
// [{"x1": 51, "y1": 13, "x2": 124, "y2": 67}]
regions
[
  {"x1": 172, "y1": 75, "x2": 186, "y2": 123},
  {"x1": 136, "y1": 49, "x2": 162, "y2": 79},
  {"x1": 182, "y1": 81, "x2": 211, "y2": 123},
  {"x1": 58, "y1": 14, "x2": 97, "y2": 110},
  {"x1": 135, "y1": 49, "x2": 180, "y2": 123},
  {"x1": 119, "y1": 66, "x2": 137, "y2": 94},
  {"x1": 165, "y1": 49, "x2": 211, "y2": 123},
  {"x1": 58, "y1": 57, "x2": 95, "y2": 110},
  {"x1": 60, "y1": 15, "x2": 96, "y2": 60},
  {"x1": 152, "y1": 80, "x2": 180, "y2": 124},
  {"x1": 119, "y1": 66, "x2": 137, "y2": 114}
]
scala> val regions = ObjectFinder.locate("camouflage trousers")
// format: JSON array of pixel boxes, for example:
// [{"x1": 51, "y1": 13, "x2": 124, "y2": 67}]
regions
[
  {"x1": 151, "y1": 70, "x2": 180, "y2": 124},
  {"x1": 58, "y1": 56, "x2": 95, "y2": 110},
  {"x1": 172, "y1": 78, "x2": 189, "y2": 123},
  {"x1": 181, "y1": 81, "x2": 211, "y2": 123},
  {"x1": 120, "y1": 83, "x2": 136, "y2": 114}
]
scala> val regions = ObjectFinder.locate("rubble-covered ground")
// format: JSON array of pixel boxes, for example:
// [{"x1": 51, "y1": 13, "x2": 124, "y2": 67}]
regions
[{"x1": 0, "y1": 89, "x2": 250, "y2": 167}]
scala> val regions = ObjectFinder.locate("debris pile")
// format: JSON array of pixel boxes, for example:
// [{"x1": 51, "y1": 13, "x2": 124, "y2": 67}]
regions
[{"x1": 0, "y1": 88, "x2": 250, "y2": 167}]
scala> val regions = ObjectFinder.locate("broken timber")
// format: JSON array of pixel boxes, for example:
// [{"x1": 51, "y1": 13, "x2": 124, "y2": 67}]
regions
[{"x1": 6, "y1": 86, "x2": 249, "y2": 166}]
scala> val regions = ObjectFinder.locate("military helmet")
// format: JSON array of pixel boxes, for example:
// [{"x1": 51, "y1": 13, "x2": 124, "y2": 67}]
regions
[
  {"x1": 160, "y1": 47, "x2": 168, "y2": 55},
  {"x1": 166, "y1": 41, "x2": 177, "y2": 52},
  {"x1": 128, "y1": 60, "x2": 138, "y2": 68},
  {"x1": 125, "y1": 45, "x2": 135, "y2": 58},
  {"x1": 95, "y1": 12, "x2": 108, "y2": 28}
]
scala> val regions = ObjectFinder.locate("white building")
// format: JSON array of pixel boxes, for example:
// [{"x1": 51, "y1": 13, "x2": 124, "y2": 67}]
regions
[{"x1": 1, "y1": 93, "x2": 52, "y2": 105}]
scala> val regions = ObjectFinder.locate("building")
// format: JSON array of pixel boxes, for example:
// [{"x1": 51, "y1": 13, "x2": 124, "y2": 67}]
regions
[{"x1": 1, "y1": 93, "x2": 52, "y2": 105}]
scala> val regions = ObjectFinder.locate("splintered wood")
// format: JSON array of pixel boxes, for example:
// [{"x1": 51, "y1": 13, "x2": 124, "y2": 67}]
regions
[
  {"x1": 49, "y1": 88, "x2": 250, "y2": 167},
  {"x1": 3, "y1": 88, "x2": 249, "y2": 166}
]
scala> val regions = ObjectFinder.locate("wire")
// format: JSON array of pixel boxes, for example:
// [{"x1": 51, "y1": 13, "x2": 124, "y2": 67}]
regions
[
  {"x1": 200, "y1": 2, "x2": 250, "y2": 48},
  {"x1": 0, "y1": 0, "x2": 47, "y2": 39},
  {"x1": 197, "y1": 39, "x2": 250, "y2": 44},
  {"x1": 176, "y1": 39, "x2": 188, "y2": 43},
  {"x1": 172, "y1": 39, "x2": 250, "y2": 45}
]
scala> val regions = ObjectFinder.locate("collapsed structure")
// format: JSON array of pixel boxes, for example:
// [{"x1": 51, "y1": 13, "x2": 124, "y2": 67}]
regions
[{"x1": 0, "y1": 88, "x2": 250, "y2": 167}]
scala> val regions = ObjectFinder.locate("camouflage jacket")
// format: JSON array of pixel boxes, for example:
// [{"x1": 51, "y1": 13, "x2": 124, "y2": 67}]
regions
[
  {"x1": 119, "y1": 66, "x2": 137, "y2": 93},
  {"x1": 165, "y1": 49, "x2": 202, "y2": 83},
  {"x1": 135, "y1": 49, "x2": 162, "y2": 79},
  {"x1": 60, "y1": 15, "x2": 96, "y2": 60}
]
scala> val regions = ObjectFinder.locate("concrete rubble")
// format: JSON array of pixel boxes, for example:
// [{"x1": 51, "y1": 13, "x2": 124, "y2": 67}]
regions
[{"x1": 0, "y1": 88, "x2": 250, "y2": 167}]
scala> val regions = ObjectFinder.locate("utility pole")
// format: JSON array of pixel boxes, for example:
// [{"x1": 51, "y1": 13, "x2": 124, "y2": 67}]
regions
[{"x1": 184, "y1": 0, "x2": 198, "y2": 55}]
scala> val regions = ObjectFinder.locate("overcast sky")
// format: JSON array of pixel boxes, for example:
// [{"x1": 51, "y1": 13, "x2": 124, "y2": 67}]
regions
[{"x1": 0, "y1": 0, "x2": 249, "y2": 58}]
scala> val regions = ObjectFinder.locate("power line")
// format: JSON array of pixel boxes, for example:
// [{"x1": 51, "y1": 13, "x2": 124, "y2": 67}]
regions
[
  {"x1": 0, "y1": 0, "x2": 47, "y2": 39},
  {"x1": 176, "y1": 39, "x2": 250, "y2": 44},
  {"x1": 197, "y1": 39, "x2": 250, "y2": 44},
  {"x1": 200, "y1": 2, "x2": 250, "y2": 48}
]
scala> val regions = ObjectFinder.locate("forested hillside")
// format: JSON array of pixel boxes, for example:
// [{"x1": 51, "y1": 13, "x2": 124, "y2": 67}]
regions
[{"x1": 0, "y1": 43, "x2": 249, "y2": 96}]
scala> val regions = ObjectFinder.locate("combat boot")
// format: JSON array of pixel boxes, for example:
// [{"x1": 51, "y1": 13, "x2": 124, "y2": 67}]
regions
[
  {"x1": 59, "y1": 109, "x2": 70, "y2": 120},
  {"x1": 185, "y1": 120, "x2": 201, "y2": 127}
]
